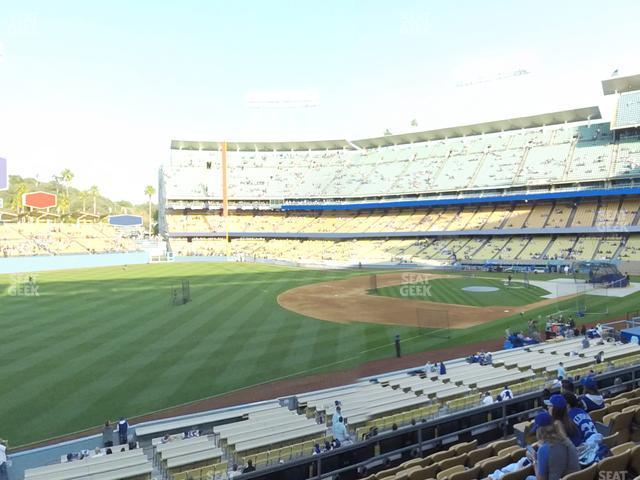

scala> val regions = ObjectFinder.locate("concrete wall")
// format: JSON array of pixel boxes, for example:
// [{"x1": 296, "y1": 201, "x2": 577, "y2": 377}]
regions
[
  {"x1": 0, "y1": 252, "x2": 149, "y2": 274},
  {"x1": 618, "y1": 261, "x2": 640, "y2": 274}
]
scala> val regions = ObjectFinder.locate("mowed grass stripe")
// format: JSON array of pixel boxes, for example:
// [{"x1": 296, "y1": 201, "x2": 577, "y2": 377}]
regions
[
  {"x1": 22, "y1": 273, "x2": 250, "y2": 438},
  {"x1": 13, "y1": 286, "x2": 193, "y2": 434},
  {"x1": 0, "y1": 280, "x2": 157, "y2": 381},
  {"x1": 60, "y1": 279, "x2": 250, "y2": 431},
  {"x1": 374, "y1": 277, "x2": 549, "y2": 307},
  {"x1": 1, "y1": 264, "x2": 633, "y2": 446},
  {"x1": 124, "y1": 274, "x2": 275, "y2": 409}
]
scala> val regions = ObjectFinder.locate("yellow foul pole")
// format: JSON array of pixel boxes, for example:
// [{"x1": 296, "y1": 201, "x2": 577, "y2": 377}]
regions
[{"x1": 221, "y1": 141, "x2": 230, "y2": 257}]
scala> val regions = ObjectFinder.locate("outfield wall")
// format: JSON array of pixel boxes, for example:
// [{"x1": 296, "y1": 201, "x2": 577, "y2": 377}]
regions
[{"x1": 0, "y1": 251, "x2": 149, "y2": 274}]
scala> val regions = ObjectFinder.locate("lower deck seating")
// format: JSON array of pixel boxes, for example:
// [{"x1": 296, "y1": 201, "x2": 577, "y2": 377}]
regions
[{"x1": 0, "y1": 222, "x2": 140, "y2": 257}]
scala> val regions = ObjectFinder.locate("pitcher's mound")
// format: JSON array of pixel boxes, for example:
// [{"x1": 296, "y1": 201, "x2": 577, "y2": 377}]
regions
[{"x1": 462, "y1": 286, "x2": 500, "y2": 292}]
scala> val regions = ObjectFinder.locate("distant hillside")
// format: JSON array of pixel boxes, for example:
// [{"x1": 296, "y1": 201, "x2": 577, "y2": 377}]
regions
[{"x1": 0, "y1": 175, "x2": 154, "y2": 223}]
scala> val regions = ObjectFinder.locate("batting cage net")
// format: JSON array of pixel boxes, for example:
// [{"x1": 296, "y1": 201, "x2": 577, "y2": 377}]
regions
[
  {"x1": 171, "y1": 280, "x2": 192, "y2": 306},
  {"x1": 573, "y1": 261, "x2": 628, "y2": 287}
]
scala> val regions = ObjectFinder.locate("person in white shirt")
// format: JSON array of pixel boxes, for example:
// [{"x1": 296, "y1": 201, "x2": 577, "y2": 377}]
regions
[
  {"x1": 557, "y1": 362, "x2": 566, "y2": 380},
  {"x1": 424, "y1": 361, "x2": 434, "y2": 374},
  {"x1": 228, "y1": 464, "x2": 241, "y2": 479},
  {"x1": 482, "y1": 392, "x2": 494, "y2": 406},
  {"x1": 0, "y1": 439, "x2": 8, "y2": 480},
  {"x1": 332, "y1": 416, "x2": 350, "y2": 442}
]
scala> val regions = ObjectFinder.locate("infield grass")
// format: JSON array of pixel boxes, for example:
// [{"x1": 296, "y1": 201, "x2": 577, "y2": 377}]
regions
[{"x1": 373, "y1": 277, "x2": 550, "y2": 306}]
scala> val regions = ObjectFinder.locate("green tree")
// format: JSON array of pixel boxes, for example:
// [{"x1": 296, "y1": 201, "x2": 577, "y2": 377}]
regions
[
  {"x1": 52, "y1": 174, "x2": 62, "y2": 195},
  {"x1": 79, "y1": 190, "x2": 89, "y2": 212},
  {"x1": 144, "y1": 185, "x2": 156, "y2": 235},
  {"x1": 58, "y1": 195, "x2": 70, "y2": 216},
  {"x1": 12, "y1": 183, "x2": 27, "y2": 213},
  {"x1": 60, "y1": 169, "x2": 74, "y2": 196}
]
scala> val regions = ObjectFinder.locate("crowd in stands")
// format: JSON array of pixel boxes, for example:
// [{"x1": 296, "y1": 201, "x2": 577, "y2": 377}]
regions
[
  {"x1": 0, "y1": 222, "x2": 141, "y2": 257},
  {"x1": 169, "y1": 233, "x2": 640, "y2": 266},
  {"x1": 166, "y1": 199, "x2": 640, "y2": 237},
  {"x1": 166, "y1": 196, "x2": 640, "y2": 264},
  {"x1": 165, "y1": 122, "x2": 639, "y2": 200}
]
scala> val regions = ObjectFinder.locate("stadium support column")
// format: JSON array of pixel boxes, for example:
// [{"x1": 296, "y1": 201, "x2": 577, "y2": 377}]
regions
[{"x1": 222, "y1": 141, "x2": 230, "y2": 257}]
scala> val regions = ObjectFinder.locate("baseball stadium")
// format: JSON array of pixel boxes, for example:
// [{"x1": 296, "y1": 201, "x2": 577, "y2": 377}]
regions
[{"x1": 3, "y1": 4, "x2": 640, "y2": 480}]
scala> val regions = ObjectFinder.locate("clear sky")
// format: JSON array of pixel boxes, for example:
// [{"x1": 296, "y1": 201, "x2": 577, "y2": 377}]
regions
[{"x1": 1, "y1": 0, "x2": 639, "y2": 202}]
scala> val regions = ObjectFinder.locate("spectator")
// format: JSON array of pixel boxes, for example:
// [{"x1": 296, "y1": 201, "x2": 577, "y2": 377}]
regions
[
  {"x1": 161, "y1": 434, "x2": 171, "y2": 444},
  {"x1": 312, "y1": 443, "x2": 322, "y2": 455},
  {"x1": 544, "y1": 394, "x2": 581, "y2": 447},
  {"x1": 580, "y1": 325, "x2": 587, "y2": 336},
  {"x1": 498, "y1": 385, "x2": 513, "y2": 401},
  {"x1": 323, "y1": 440, "x2": 332, "y2": 452},
  {"x1": 594, "y1": 351, "x2": 605, "y2": 364},
  {"x1": 335, "y1": 405, "x2": 342, "y2": 418},
  {"x1": 117, "y1": 417, "x2": 129, "y2": 445},
  {"x1": 0, "y1": 439, "x2": 7, "y2": 480},
  {"x1": 424, "y1": 361, "x2": 434, "y2": 374},
  {"x1": 242, "y1": 460, "x2": 256, "y2": 473},
  {"x1": 105, "y1": 448, "x2": 112, "y2": 455},
  {"x1": 581, "y1": 336, "x2": 590, "y2": 349},
  {"x1": 563, "y1": 392, "x2": 601, "y2": 446},
  {"x1": 439, "y1": 362, "x2": 447, "y2": 375},
  {"x1": 228, "y1": 464, "x2": 241, "y2": 479},
  {"x1": 92, "y1": 447, "x2": 103, "y2": 457},
  {"x1": 102, "y1": 420, "x2": 114, "y2": 448},
  {"x1": 527, "y1": 411, "x2": 580, "y2": 480},
  {"x1": 560, "y1": 379, "x2": 574, "y2": 394},
  {"x1": 557, "y1": 362, "x2": 566, "y2": 380},
  {"x1": 482, "y1": 392, "x2": 494, "y2": 406},
  {"x1": 607, "y1": 377, "x2": 626, "y2": 397},
  {"x1": 579, "y1": 378, "x2": 604, "y2": 412},
  {"x1": 332, "y1": 416, "x2": 350, "y2": 443}
]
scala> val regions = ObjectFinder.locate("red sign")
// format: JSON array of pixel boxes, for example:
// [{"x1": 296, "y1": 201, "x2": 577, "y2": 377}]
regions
[{"x1": 23, "y1": 191, "x2": 57, "y2": 209}]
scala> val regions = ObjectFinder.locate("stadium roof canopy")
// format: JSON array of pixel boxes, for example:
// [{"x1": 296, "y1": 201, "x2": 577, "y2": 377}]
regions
[
  {"x1": 171, "y1": 106, "x2": 601, "y2": 152},
  {"x1": 602, "y1": 73, "x2": 640, "y2": 95},
  {"x1": 352, "y1": 106, "x2": 602, "y2": 149},
  {"x1": 170, "y1": 139, "x2": 355, "y2": 152}
]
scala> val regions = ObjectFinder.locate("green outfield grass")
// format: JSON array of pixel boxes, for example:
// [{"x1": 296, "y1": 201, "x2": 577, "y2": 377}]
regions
[
  {"x1": 373, "y1": 277, "x2": 550, "y2": 306},
  {"x1": 0, "y1": 263, "x2": 638, "y2": 446}
]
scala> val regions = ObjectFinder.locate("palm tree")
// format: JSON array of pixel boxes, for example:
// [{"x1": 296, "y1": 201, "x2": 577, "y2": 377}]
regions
[
  {"x1": 58, "y1": 195, "x2": 70, "y2": 216},
  {"x1": 89, "y1": 185, "x2": 99, "y2": 215},
  {"x1": 79, "y1": 190, "x2": 89, "y2": 212},
  {"x1": 52, "y1": 174, "x2": 62, "y2": 195},
  {"x1": 144, "y1": 185, "x2": 156, "y2": 235},
  {"x1": 12, "y1": 184, "x2": 27, "y2": 213},
  {"x1": 60, "y1": 169, "x2": 74, "y2": 196}
]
